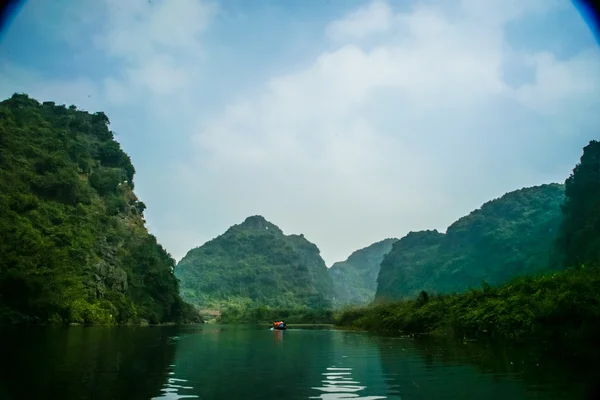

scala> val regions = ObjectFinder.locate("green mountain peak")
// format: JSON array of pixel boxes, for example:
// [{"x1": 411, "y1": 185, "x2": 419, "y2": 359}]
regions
[{"x1": 175, "y1": 216, "x2": 333, "y2": 310}]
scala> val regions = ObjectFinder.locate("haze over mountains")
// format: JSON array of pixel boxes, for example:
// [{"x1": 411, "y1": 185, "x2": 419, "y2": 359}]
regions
[
  {"x1": 0, "y1": 92, "x2": 596, "y2": 327},
  {"x1": 175, "y1": 183, "x2": 568, "y2": 311},
  {"x1": 329, "y1": 238, "x2": 398, "y2": 307},
  {"x1": 376, "y1": 184, "x2": 565, "y2": 300}
]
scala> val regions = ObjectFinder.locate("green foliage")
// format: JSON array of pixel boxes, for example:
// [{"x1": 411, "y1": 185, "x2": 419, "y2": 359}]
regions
[
  {"x1": 376, "y1": 184, "x2": 565, "y2": 300},
  {"x1": 329, "y1": 238, "x2": 397, "y2": 307},
  {"x1": 557, "y1": 140, "x2": 600, "y2": 268},
  {"x1": 68, "y1": 298, "x2": 116, "y2": 325},
  {"x1": 88, "y1": 167, "x2": 126, "y2": 196},
  {"x1": 337, "y1": 265, "x2": 600, "y2": 342},
  {"x1": 0, "y1": 93, "x2": 201, "y2": 325},
  {"x1": 175, "y1": 215, "x2": 334, "y2": 311}
]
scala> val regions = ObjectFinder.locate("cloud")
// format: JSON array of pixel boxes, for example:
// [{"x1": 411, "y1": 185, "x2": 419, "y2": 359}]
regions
[
  {"x1": 515, "y1": 49, "x2": 600, "y2": 116},
  {"x1": 326, "y1": 0, "x2": 393, "y2": 41},
  {"x1": 95, "y1": 0, "x2": 215, "y2": 62},
  {"x1": 97, "y1": 0, "x2": 217, "y2": 121},
  {"x1": 67, "y1": 0, "x2": 216, "y2": 104}
]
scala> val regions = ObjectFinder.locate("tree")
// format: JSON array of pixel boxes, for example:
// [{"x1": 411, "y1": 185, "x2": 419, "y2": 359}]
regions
[{"x1": 558, "y1": 140, "x2": 600, "y2": 267}]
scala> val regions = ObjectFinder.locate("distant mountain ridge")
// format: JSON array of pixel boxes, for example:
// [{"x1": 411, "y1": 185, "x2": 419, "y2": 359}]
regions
[
  {"x1": 329, "y1": 238, "x2": 397, "y2": 307},
  {"x1": 175, "y1": 215, "x2": 334, "y2": 309},
  {"x1": 376, "y1": 183, "x2": 565, "y2": 300}
]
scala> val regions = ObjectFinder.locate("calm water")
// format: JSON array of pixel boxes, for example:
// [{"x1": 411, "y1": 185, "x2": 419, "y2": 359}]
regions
[{"x1": 0, "y1": 324, "x2": 597, "y2": 399}]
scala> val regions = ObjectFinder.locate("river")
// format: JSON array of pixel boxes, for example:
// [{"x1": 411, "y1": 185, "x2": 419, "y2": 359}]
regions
[{"x1": 0, "y1": 324, "x2": 597, "y2": 399}]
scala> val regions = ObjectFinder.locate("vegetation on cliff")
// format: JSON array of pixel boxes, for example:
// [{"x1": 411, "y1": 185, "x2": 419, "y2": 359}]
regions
[
  {"x1": 376, "y1": 183, "x2": 565, "y2": 300},
  {"x1": 329, "y1": 238, "x2": 397, "y2": 307},
  {"x1": 337, "y1": 141, "x2": 600, "y2": 342},
  {"x1": 0, "y1": 93, "x2": 201, "y2": 325},
  {"x1": 175, "y1": 215, "x2": 334, "y2": 311}
]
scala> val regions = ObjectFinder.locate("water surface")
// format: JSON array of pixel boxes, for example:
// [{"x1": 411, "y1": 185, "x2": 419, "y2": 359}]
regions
[{"x1": 0, "y1": 324, "x2": 596, "y2": 399}]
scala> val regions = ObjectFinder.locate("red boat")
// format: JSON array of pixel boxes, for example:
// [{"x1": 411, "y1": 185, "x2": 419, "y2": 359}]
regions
[{"x1": 272, "y1": 321, "x2": 287, "y2": 330}]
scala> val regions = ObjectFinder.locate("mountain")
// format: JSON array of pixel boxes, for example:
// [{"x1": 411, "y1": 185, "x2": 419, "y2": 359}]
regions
[
  {"x1": 0, "y1": 93, "x2": 199, "y2": 325},
  {"x1": 175, "y1": 215, "x2": 334, "y2": 309},
  {"x1": 329, "y1": 238, "x2": 397, "y2": 307},
  {"x1": 376, "y1": 183, "x2": 565, "y2": 300}
]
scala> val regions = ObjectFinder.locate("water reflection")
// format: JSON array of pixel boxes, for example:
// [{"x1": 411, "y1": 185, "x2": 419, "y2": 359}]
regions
[
  {"x1": 166, "y1": 325, "x2": 335, "y2": 399},
  {"x1": 375, "y1": 335, "x2": 596, "y2": 400},
  {"x1": 310, "y1": 366, "x2": 387, "y2": 400},
  {"x1": 151, "y1": 359, "x2": 199, "y2": 400},
  {"x1": 151, "y1": 376, "x2": 198, "y2": 399},
  {"x1": 274, "y1": 329, "x2": 284, "y2": 344},
  {"x1": 0, "y1": 325, "x2": 182, "y2": 400},
  {"x1": 0, "y1": 325, "x2": 596, "y2": 400}
]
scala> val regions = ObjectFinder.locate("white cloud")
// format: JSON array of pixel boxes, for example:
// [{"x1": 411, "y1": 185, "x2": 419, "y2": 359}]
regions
[
  {"x1": 94, "y1": 0, "x2": 217, "y2": 102},
  {"x1": 515, "y1": 49, "x2": 600, "y2": 117},
  {"x1": 326, "y1": 0, "x2": 393, "y2": 40},
  {"x1": 96, "y1": 0, "x2": 216, "y2": 59}
]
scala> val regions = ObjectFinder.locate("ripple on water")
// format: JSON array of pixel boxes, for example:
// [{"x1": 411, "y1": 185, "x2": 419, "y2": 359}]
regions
[
  {"x1": 310, "y1": 366, "x2": 387, "y2": 400},
  {"x1": 151, "y1": 370, "x2": 198, "y2": 400}
]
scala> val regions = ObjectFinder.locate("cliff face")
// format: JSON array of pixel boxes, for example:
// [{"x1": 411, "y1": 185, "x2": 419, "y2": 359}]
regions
[
  {"x1": 329, "y1": 238, "x2": 397, "y2": 307},
  {"x1": 175, "y1": 215, "x2": 334, "y2": 309},
  {"x1": 0, "y1": 94, "x2": 199, "y2": 325},
  {"x1": 376, "y1": 184, "x2": 566, "y2": 300}
]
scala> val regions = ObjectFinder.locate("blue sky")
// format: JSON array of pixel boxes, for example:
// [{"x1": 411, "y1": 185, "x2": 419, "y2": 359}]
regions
[{"x1": 1, "y1": 0, "x2": 599, "y2": 266}]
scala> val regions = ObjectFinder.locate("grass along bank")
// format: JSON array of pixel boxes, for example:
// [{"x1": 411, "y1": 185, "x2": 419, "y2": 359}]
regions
[{"x1": 335, "y1": 265, "x2": 600, "y2": 342}]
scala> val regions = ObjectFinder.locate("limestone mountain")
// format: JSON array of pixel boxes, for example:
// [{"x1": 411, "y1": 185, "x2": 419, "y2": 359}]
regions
[
  {"x1": 376, "y1": 183, "x2": 565, "y2": 300},
  {"x1": 329, "y1": 238, "x2": 397, "y2": 307},
  {"x1": 175, "y1": 216, "x2": 334, "y2": 309},
  {"x1": 0, "y1": 94, "x2": 199, "y2": 325}
]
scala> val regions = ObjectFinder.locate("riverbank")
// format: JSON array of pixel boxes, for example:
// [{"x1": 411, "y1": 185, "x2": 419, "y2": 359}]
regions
[
  {"x1": 0, "y1": 320, "x2": 206, "y2": 328},
  {"x1": 0, "y1": 306, "x2": 205, "y2": 326},
  {"x1": 259, "y1": 323, "x2": 335, "y2": 329},
  {"x1": 218, "y1": 305, "x2": 335, "y2": 324},
  {"x1": 335, "y1": 265, "x2": 600, "y2": 342}
]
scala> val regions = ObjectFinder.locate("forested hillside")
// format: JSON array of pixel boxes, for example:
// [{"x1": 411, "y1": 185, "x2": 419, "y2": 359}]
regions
[
  {"x1": 376, "y1": 183, "x2": 565, "y2": 300},
  {"x1": 337, "y1": 141, "x2": 600, "y2": 342},
  {"x1": 556, "y1": 140, "x2": 600, "y2": 269},
  {"x1": 0, "y1": 93, "x2": 199, "y2": 325},
  {"x1": 329, "y1": 238, "x2": 397, "y2": 307},
  {"x1": 175, "y1": 215, "x2": 334, "y2": 312}
]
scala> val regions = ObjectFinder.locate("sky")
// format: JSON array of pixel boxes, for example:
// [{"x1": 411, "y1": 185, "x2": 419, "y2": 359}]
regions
[{"x1": 0, "y1": 0, "x2": 599, "y2": 266}]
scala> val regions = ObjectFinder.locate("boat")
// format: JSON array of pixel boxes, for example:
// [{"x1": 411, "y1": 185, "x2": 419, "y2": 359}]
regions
[{"x1": 272, "y1": 321, "x2": 287, "y2": 330}]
